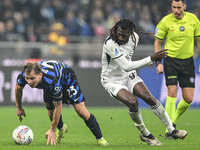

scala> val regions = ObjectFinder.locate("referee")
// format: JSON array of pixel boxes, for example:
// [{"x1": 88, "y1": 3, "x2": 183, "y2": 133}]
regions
[{"x1": 154, "y1": 0, "x2": 200, "y2": 139}]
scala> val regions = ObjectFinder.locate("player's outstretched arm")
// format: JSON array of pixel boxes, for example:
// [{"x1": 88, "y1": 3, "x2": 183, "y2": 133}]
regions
[
  {"x1": 15, "y1": 83, "x2": 26, "y2": 122},
  {"x1": 150, "y1": 49, "x2": 168, "y2": 61},
  {"x1": 114, "y1": 49, "x2": 167, "y2": 72},
  {"x1": 46, "y1": 101, "x2": 62, "y2": 145}
]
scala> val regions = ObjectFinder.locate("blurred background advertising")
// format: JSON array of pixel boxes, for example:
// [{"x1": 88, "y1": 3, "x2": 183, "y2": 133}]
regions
[{"x1": 0, "y1": 0, "x2": 199, "y2": 107}]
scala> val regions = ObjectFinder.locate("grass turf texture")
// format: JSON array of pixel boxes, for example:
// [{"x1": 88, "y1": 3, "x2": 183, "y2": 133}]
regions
[{"x1": 0, "y1": 106, "x2": 199, "y2": 150}]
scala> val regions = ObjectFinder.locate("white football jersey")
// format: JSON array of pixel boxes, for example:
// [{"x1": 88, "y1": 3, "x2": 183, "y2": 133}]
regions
[{"x1": 101, "y1": 32, "x2": 139, "y2": 82}]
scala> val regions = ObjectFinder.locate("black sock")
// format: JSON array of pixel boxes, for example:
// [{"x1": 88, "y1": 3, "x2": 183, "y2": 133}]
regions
[
  {"x1": 84, "y1": 114, "x2": 102, "y2": 139},
  {"x1": 49, "y1": 114, "x2": 64, "y2": 130}
]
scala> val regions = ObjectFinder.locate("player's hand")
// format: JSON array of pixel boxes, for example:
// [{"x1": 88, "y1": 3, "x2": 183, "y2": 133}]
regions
[
  {"x1": 156, "y1": 64, "x2": 163, "y2": 74},
  {"x1": 151, "y1": 49, "x2": 168, "y2": 61},
  {"x1": 46, "y1": 129, "x2": 56, "y2": 146},
  {"x1": 16, "y1": 108, "x2": 26, "y2": 122}
]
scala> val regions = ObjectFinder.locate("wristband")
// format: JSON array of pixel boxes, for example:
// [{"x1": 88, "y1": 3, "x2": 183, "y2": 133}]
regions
[{"x1": 156, "y1": 60, "x2": 162, "y2": 66}]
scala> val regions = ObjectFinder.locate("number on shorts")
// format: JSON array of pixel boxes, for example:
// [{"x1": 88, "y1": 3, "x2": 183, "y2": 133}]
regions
[
  {"x1": 67, "y1": 86, "x2": 77, "y2": 98},
  {"x1": 129, "y1": 72, "x2": 135, "y2": 79}
]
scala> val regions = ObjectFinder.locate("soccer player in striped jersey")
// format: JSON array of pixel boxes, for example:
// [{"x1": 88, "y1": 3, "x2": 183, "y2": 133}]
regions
[
  {"x1": 101, "y1": 18, "x2": 187, "y2": 145},
  {"x1": 154, "y1": 0, "x2": 200, "y2": 139},
  {"x1": 15, "y1": 60, "x2": 109, "y2": 146}
]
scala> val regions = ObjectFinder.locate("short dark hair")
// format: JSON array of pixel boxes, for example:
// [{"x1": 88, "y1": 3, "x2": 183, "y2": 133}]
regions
[
  {"x1": 173, "y1": 0, "x2": 186, "y2": 3},
  {"x1": 23, "y1": 62, "x2": 42, "y2": 75}
]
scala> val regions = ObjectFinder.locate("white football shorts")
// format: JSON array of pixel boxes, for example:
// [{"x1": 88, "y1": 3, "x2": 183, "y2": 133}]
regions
[{"x1": 102, "y1": 70, "x2": 143, "y2": 97}]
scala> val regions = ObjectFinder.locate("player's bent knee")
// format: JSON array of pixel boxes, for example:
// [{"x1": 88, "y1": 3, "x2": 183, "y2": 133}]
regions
[
  {"x1": 78, "y1": 112, "x2": 90, "y2": 120},
  {"x1": 127, "y1": 101, "x2": 138, "y2": 112},
  {"x1": 73, "y1": 102, "x2": 90, "y2": 119},
  {"x1": 168, "y1": 89, "x2": 177, "y2": 97},
  {"x1": 183, "y1": 98, "x2": 193, "y2": 104}
]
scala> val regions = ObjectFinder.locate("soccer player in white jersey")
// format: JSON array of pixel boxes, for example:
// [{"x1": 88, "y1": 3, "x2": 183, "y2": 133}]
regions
[{"x1": 101, "y1": 18, "x2": 188, "y2": 145}]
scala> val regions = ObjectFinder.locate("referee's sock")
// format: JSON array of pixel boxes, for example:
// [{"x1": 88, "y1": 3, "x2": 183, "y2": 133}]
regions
[
  {"x1": 172, "y1": 99, "x2": 191, "y2": 124},
  {"x1": 165, "y1": 96, "x2": 176, "y2": 120},
  {"x1": 165, "y1": 96, "x2": 176, "y2": 133}
]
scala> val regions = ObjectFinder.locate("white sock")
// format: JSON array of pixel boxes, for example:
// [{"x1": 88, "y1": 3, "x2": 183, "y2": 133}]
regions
[
  {"x1": 129, "y1": 109, "x2": 150, "y2": 136},
  {"x1": 150, "y1": 101, "x2": 175, "y2": 134}
]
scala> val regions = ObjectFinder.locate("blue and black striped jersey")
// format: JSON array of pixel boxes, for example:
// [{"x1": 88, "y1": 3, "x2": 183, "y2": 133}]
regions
[{"x1": 17, "y1": 60, "x2": 77, "y2": 102}]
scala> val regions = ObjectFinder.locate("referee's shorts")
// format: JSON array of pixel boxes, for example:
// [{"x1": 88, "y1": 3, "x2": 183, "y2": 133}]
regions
[{"x1": 164, "y1": 56, "x2": 195, "y2": 88}]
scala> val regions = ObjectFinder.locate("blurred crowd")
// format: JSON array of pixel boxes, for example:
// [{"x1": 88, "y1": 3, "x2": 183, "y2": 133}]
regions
[{"x1": 0, "y1": 0, "x2": 199, "y2": 44}]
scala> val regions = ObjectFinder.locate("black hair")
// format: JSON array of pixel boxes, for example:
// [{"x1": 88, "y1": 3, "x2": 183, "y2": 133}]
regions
[
  {"x1": 173, "y1": 0, "x2": 186, "y2": 3},
  {"x1": 105, "y1": 18, "x2": 149, "y2": 50},
  {"x1": 23, "y1": 62, "x2": 42, "y2": 75}
]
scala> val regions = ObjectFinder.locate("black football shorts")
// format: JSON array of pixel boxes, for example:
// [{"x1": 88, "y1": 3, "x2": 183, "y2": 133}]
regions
[{"x1": 164, "y1": 56, "x2": 195, "y2": 88}]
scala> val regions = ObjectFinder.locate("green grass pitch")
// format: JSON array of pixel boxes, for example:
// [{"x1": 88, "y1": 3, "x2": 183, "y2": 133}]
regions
[{"x1": 0, "y1": 106, "x2": 199, "y2": 150}]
